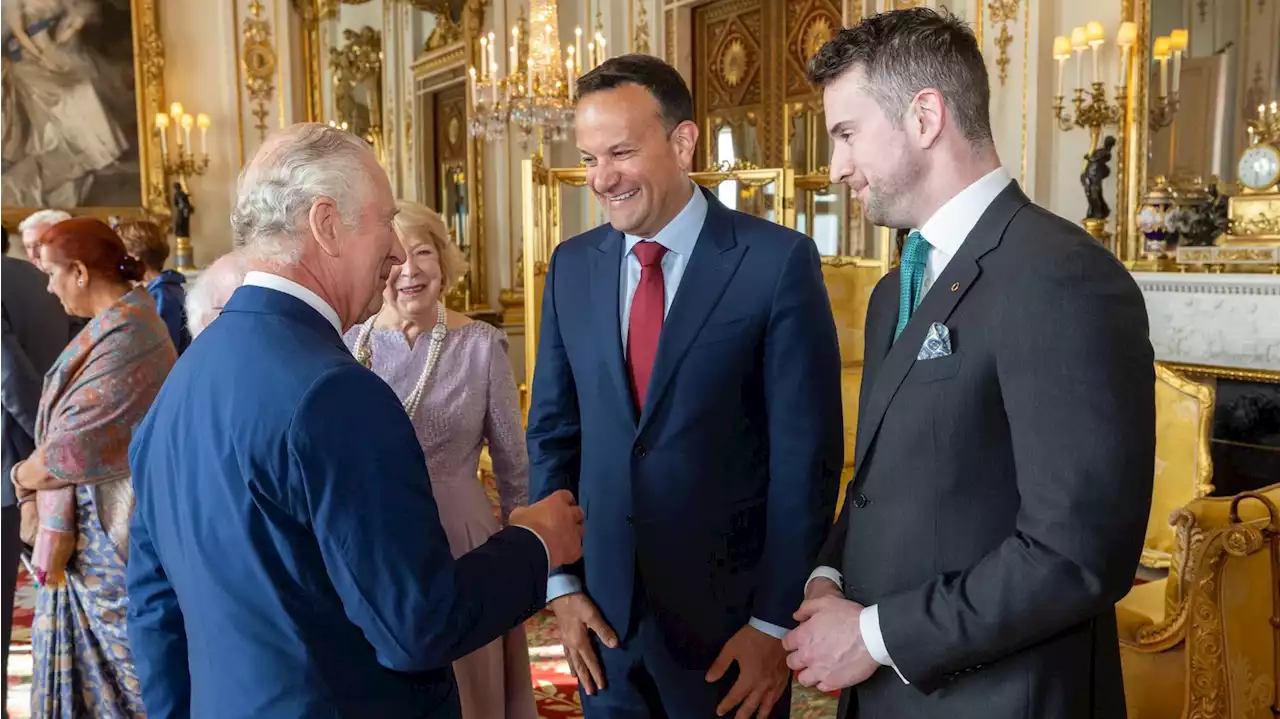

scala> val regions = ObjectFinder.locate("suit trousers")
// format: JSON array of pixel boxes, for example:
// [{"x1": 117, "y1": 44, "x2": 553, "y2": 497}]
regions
[
  {"x1": 579, "y1": 579, "x2": 790, "y2": 718},
  {"x1": 2, "y1": 504, "x2": 21, "y2": 717}
]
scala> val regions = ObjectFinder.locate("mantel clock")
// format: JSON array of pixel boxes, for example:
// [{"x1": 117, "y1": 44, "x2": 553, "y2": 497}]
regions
[{"x1": 1221, "y1": 106, "x2": 1280, "y2": 246}]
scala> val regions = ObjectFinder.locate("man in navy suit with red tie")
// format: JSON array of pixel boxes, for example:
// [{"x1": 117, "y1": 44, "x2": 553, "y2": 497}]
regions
[{"x1": 527, "y1": 54, "x2": 845, "y2": 718}]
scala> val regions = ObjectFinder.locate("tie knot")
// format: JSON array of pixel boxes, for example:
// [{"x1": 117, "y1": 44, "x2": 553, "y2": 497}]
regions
[
  {"x1": 901, "y1": 230, "x2": 930, "y2": 268},
  {"x1": 632, "y1": 241, "x2": 669, "y2": 268}
]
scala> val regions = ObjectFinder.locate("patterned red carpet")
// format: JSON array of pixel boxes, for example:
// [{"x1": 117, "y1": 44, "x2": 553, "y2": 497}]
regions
[{"x1": 5, "y1": 568, "x2": 837, "y2": 717}]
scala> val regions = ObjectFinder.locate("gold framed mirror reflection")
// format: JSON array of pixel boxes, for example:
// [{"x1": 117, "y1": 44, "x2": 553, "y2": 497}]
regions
[{"x1": 1124, "y1": 0, "x2": 1280, "y2": 270}]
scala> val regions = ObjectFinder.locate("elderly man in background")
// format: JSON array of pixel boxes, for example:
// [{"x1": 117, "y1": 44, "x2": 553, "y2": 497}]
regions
[
  {"x1": 128, "y1": 122, "x2": 585, "y2": 719},
  {"x1": 184, "y1": 251, "x2": 251, "y2": 338},
  {"x1": 1, "y1": 226, "x2": 75, "y2": 717},
  {"x1": 17, "y1": 209, "x2": 72, "y2": 269}
]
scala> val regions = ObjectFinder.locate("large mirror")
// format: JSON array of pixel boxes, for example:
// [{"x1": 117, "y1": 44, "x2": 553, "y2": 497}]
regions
[{"x1": 1131, "y1": 0, "x2": 1280, "y2": 268}]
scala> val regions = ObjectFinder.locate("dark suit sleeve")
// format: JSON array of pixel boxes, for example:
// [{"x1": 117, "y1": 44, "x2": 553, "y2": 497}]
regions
[
  {"x1": 126, "y1": 486, "x2": 191, "y2": 719},
  {"x1": 524, "y1": 245, "x2": 584, "y2": 590},
  {"x1": 877, "y1": 239, "x2": 1155, "y2": 688},
  {"x1": 292, "y1": 366, "x2": 549, "y2": 673},
  {"x1": 754, "y1": 237, "x2": 845, "y2": 628},
  {"x1": 1, "y1": 308, "x2": 44, "y2": 437}
]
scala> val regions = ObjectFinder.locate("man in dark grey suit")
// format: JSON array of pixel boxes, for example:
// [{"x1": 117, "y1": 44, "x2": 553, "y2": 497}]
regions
[
  {"x1": 781, "y1": 9, "x2": 1154, "y2": 719},
  {"x1": 2, "y1": 226, "x2": 74, "y2": 715}
]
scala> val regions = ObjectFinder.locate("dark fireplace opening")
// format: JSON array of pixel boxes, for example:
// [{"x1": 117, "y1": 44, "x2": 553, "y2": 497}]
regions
[{"x1": 1209, "y1": 379, "x2": 1280, "y2": 497}]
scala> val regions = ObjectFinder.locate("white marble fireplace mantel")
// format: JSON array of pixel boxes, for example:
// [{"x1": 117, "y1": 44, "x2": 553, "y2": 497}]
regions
[{"x1": 1133, "y1": 272, "x2": 1280, "y2": 373}]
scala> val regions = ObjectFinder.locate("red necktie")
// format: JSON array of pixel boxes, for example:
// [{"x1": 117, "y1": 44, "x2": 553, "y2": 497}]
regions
[{"x1": 627, "y1": 241, "x2": 669, "y2": 409}]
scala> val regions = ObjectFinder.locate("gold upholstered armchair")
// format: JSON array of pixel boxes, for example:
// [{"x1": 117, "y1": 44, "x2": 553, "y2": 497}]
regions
[
  {"x1": 819, "y1": 257, "x2": 885, "y2": 518},
  {"x1": 1143, "y1": 363, "x2": 1217, "y2": 569},
  {"x1": 1117, "y1": 483, "x2": 1280, "y2": 719}
]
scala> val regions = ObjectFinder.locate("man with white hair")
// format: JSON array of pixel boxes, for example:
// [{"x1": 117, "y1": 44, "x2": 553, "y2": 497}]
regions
[
  {"x1": 17, "y1": 209, "x2": 72, "y2": 269},
  {"x1": 127, "y1": 123, "x2": 585, "y2": 718},
  {"x1": 183, "y1": 250, "x2": 249, "y2": 338}
]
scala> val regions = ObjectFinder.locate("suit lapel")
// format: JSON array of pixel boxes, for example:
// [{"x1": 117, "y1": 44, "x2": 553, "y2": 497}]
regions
[
  {"x1": 589, "y1": 229, "x2": 637, "y2": 424},
  {"x1": 851, "y1": 183, "x2": 1031, "y2": 478},
  {"x1": 637, "y1": 193, "x2": 744, "y2": 432}
]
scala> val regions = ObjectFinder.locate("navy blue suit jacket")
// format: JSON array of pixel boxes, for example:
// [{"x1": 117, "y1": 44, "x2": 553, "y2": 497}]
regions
[
  {"x1": 527, "y1": 189, "x2": 844, "y2": 667},
  {"x1": 127, "y1": 286, "x2": 549, "y2": 718}
]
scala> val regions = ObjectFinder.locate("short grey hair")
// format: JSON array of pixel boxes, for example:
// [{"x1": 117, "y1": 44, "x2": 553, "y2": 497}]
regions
[
  {"x1": 230, "y1": 123, "x2": 374, "y2": 265},
  {"x1": 18, "y1": 209, "x2": 72, "y2": 234},
  {"x1": 186, "y1": 251, "x2": 250, "y2": 338},
  {"x1": 807, "y1": 7, "x2": 992, "y2": 145}
]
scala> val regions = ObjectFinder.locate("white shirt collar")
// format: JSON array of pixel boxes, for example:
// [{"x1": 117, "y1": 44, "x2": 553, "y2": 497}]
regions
[
  {"x1": 241, "y1": 271, "x2": 342, "y2": 335},
  {"x1": 918, "y1": 167, "x2": 1013, "y2": 258},
  {"x1": 623, "y1": 182, "x2": 707, "y2": 258}
]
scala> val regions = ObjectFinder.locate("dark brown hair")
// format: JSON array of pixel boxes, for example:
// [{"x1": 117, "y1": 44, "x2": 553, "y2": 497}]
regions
[
  {"x1": 40, "y1": 218, "x2": 145, "y2": 283},
  {"x1": 807, "y1": 7, "x2": 992, "y2": 145},
  {"x1": 116, "y1": 220, "x2": 170, "y2": 273},
  {"x1": 575, "y1": 54, "x2": 694, "y2": 132}
]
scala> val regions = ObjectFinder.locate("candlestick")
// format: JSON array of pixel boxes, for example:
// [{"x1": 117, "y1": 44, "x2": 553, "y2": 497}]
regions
[
  {"x1": 169, "y1": 102, "x2": 183, "y2": 121},
  {"x1": 575, "y1": 27, "x2": 583, "y2": 70},
  {"x1": 154, "y1": 113, "x2": 169, "y2": 159},
  {"x1": 1153, "y1": 36, "x2": 1171, "y2": 98},
  {"x1": 567, "y1": 58, "x2": 575, "y2": 101},
  {"x1": 587, "y1": 41, "x2": 595, "y2": 70},
  {"x1": 1085, "y1": 21, "x2": 1104, "y2": 85},
  {"x1": 596, "y1": 34, "x2": 606, "y2": 62},
  {"x1": 1159, "y1": 58, "x2": 1168, "y2": 98},
  {"x1": 490, "y1": 62, "x2": 498, "y2": 105},
  {"x1": 511, "y1": 26, "x2": 519, "y2": 76},
  {"x1": 196, "y1": 113, "x2": 210, "y2": 155},
  {"x1": 480, "y1": 36, "x2": 488, "y2": 80},
  {"x1": 181, "y1": 113, "x2": 193, "y2": 149},
  {"x1": 470, "y1": 66, "x2": 478, "y2": 107}
]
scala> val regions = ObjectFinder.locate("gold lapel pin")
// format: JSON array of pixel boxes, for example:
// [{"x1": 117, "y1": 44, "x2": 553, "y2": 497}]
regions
[{"x1": 950, "y1": 282, "x2": 960, "y2": 292}]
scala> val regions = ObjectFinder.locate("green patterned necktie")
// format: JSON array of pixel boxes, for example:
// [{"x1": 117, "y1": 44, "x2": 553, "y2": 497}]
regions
[{"x1": 894, "y1": 230, "x2": 932, "y2": 341}]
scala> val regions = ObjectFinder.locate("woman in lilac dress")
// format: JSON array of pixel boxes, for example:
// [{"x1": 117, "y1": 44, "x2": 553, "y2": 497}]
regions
[{"x1": 344, "y1": 200, "x2": 537, "y2": 719}]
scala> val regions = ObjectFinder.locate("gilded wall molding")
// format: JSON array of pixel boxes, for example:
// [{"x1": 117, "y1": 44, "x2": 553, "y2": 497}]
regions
[
  {"x1": 986, "y1": 0, "x2": 1018, "y2": 87},
  {"x1": 242, "y1": 0, "x2": 279, "y2": 142},
  {"x1": 634, "y1": 0, "x2": 653, "y2": 55}
]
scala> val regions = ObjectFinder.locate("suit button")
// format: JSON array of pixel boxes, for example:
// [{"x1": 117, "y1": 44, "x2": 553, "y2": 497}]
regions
[
  {"x1": 632, "y1": 445, "x2": 647, "y2": 458},
  {"x1": 626, "y1": 515, "x2": 634, "y2": 526},
  {"x1": 853, "y1": 493, "x2": 869, "y2": 509}
]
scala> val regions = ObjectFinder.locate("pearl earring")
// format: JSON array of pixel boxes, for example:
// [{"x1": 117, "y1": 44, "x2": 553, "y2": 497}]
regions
[{"x1": 77, "y1": 278, "x2": 85, "y2": 288}]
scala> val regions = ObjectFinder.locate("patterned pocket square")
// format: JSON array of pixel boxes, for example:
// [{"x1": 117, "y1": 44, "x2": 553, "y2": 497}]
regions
[{"x1": 917, "y1": 322, "x2": 953, "y2": 360}]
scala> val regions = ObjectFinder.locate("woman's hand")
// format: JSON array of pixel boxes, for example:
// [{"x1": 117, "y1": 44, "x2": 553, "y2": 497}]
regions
[{"x1": 12, "y1": 454, "x2": 69, "y2": 491}]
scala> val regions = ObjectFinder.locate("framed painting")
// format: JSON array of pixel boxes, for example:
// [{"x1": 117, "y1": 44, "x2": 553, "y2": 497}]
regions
[{"x1": 1, "y1": 0, "x2": 167, "y2": 229}]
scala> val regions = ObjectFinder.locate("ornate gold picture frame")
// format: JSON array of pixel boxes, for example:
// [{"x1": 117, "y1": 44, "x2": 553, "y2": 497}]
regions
[{"x1": 1, "y1": 0, "x2": 167, "y2": 229}]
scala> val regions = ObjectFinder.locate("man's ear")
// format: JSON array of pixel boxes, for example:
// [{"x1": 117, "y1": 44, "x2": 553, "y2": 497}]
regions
[
  {"x1": 911, "y1": 89, "x2": 945, "y2": 150},
  {"x1": 670, "y1": 120, "x2": 699, "y2": 172},
  {"x1": 309, "y1": 197, "x2": 343, "y2": 258}
]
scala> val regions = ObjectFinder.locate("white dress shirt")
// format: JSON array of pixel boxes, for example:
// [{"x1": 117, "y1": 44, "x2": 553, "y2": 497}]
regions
[
  {"x1": 241, "y1": 271, "x2": 343, "y2": 335},
  {"x1": 545, "y1": 184, "x2": 789, "y2": 639},
  {"x1": 806, "y1": 167, "x2": 1013, "y2": 683}
]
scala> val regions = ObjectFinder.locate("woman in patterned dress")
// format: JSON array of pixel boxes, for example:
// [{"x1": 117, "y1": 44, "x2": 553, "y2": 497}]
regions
[
  {"x1": 9, "y1": 218, "x2": 175, "y2": 718},
  {"x1": 345, "y1": 200, "x2": 537, "y2": 719}
]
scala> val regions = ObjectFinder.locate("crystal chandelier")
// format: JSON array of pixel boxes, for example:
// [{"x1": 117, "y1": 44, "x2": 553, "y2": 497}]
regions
[{"x1": 469, "y1": 0, "x2": 608, "y2": 147}]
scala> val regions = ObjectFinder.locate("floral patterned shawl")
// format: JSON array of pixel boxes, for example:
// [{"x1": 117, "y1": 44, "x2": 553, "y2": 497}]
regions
[{"x1": 30, "y1": 286, "x2": 176, "y2": 586}]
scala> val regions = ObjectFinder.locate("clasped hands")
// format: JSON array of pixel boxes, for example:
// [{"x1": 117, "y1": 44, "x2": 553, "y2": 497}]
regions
[{"x1": 781, "y1": 578, "x2": 880, "y2": 693}]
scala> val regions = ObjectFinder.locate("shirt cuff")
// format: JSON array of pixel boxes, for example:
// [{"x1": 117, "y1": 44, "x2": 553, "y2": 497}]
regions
[
  {"x1": 806, "y1": 566, "x2": 844, "y2": 592},
  {"x1": 860, "y1": 604, "x2": 909, "y2": 685},
  {"x1": 545, "y1": 572, "x2": 582, "y2": 603},
  {"x1": 748, "y1": 617, "x2": 788, "y2": 639},
  {"x1": 512, "y1": 525, "x2": 552, "y2": 577}
]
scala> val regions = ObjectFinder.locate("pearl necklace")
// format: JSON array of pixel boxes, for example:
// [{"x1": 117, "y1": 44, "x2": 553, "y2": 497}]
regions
[{"x1": 353, "y1": 301, "x2": 447, "y2": 418}]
